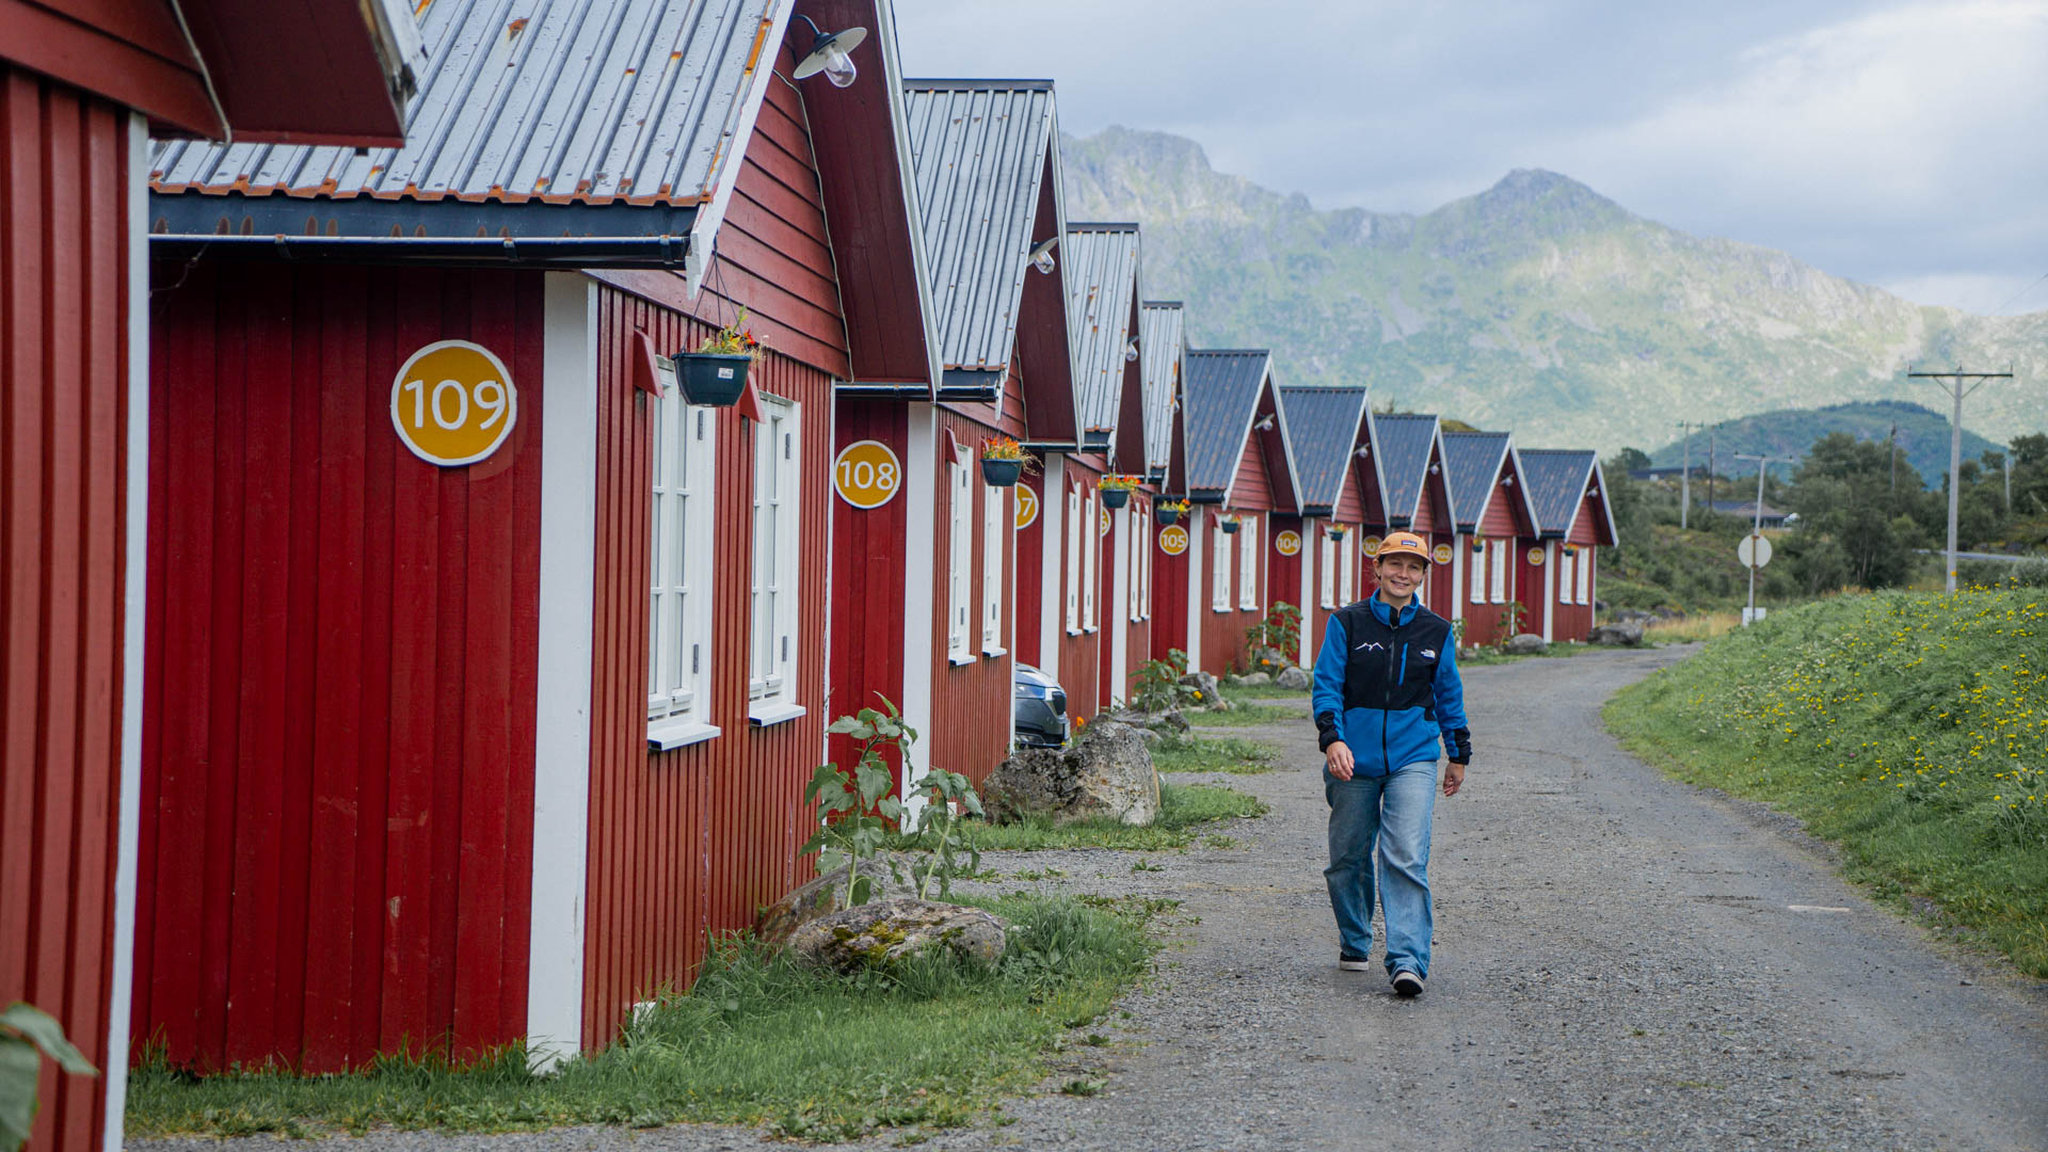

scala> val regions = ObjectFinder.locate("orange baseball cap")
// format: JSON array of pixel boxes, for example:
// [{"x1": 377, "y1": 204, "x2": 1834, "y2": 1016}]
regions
[{"x1": 1377, "y1": 531, "x2": 1433, "y2": 564}]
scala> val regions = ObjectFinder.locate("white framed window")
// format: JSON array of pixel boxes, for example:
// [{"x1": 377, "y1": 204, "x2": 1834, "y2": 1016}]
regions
[
  {"x1": 1238, "y1": 515, "x2": 1260, "y2": 610},
  {"x1": 1557, "y1": 548, "x2": 1575, "y2": 606},
  {"x1": 748, "y1": 395, "x2": 803, "y2": 725},
  {"x1": 947, "y1": 451, "x2": 973, "y2": 663},
  {"x1": 982, "y1": 481, "x2": 1004, "y2": 654},
  {"x1": 1064, "y1": 484, "x2": 1081, "y2": 634},
  {"x1": 1470, "y1": 538, "x2": 1488, "y2": 605},
  {"x1": 1576, "y1": 545, "x2": 1593, "y2": 604},
  {"x1": 1211, "y1": 519, "x2": 1233, "y2": 611},
  {"x1": 648, "y1": 362, "x2": 719, "y2": 750},
  {"x1": 1082, "y1": 488, "x2": 1099, "y2": 632},
  {"x1": 1490, "y1": 539, "x2": 1509, "y2": 603}
]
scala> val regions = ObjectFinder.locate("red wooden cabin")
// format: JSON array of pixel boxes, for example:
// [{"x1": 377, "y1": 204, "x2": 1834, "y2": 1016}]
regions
[
  {"x1": 1055, "y1": 223, "x2": 1149, "y2": 711},
  {"x1": 1516, "y1": 449, "x2": 1619, "y2": 642},
  {"x1": 1277, "y1": 386, "x2": 1380, "y2": 666},
  {"x1": 1139, "y1": 303, "x2": 1196, "y2": 667},
  {"x1": 1, "y1": 3, "x2": 410, "y2": 1148},
  {"x1": 1178, "y1": 350, "x2": 1299, "y2": 678},
  {"x1": 1441, "y1": 432, "x2": 1540, "y2": 647},
  {"x1": 135, "y1": 0, "x2": 938, "y2": 1073},
  {"x1": 1365, "y1": 412, "x2": 1454, "y2": 610},
  {"x1": 840, "y1": 77, "x2": 1078, "y2": 792}
]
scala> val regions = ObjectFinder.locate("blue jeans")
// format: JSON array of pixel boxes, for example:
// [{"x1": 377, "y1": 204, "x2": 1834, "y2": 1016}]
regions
[{"x1": 1324, "y1": 760, "x2": 1437, "y2": 976}]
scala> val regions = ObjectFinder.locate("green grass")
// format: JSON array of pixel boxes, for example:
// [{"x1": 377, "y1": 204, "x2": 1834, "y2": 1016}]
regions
[
  {"x1": 126, "y1": 893, "x2": 1161, "y2": 1142},
  {"x1": 1196, "y1": 699, "x2": 1306, "y2": 727},
  {"x1": 1218, "y1": 680, "x2": 1310, "y2": 699},
  {"x1": 1151, "y1": 733, "x2": 1277, "y2": 774},
  {"x1": 1605, "y1": 589, "x2": 2048, "y2": 977},
  {"x1": 970, "y1": 782, "x2": 1270, "y2": 851}
]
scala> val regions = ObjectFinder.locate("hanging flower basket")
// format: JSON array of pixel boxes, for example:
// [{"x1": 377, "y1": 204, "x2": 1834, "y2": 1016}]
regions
[
  {"x1": 1098, "y1": 473, "x2": 1139, "y2": 510},
  {"x1": 1220, "y1": 514, "x2": 1242, "y2": 535},
  {"x1": 1100, "y1": 487, "x2": 1131, "y2": 510},
  {"x1": 1153, "y1": 502, "x2": 1183, "y2": 527},
  {"x1": 670, "y1": 352, "x2": 752, "y2": 406},
  {"x1": 1329, "y1": 526, "x2": 1349, "y2": 541},
  {"x1": 980, "y1": 457, "x2": 1023, "y2": 487}
]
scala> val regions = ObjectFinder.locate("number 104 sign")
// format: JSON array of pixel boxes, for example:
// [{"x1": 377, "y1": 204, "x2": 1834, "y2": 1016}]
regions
[{"x1": 390, "y1": 340, "x2": 518, "y2": 466}]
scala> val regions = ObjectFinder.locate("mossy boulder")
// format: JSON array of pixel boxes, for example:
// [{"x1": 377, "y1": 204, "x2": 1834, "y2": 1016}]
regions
[{"x1": 786, "y1": 897, "x2": 1007, "y2": 972}]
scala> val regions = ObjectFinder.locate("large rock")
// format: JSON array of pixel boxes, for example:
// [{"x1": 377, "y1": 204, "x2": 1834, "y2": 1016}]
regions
[
  {"x1": 1503, "y1": 632, "x2": 1549, "y2": 655},
  {"x1": 787, "y1": 897, "x2": 1007, "y2": 972},
  {"x1": 1275, "y1": 665, "x2": 1311, "y2": 691},
  {"x1": 1588, "y1": 620, "x2": 1647, "y2": 647},
  {"x1": 983, "y1": 720, "x2": 1161, "y2": 826},
  {"x1": 754, "y1": 859, "x2": 911, "y2": 946},
  {"x1": 1178, "y1": 670, "x2": 1229, "y2": 710},
  {"x1": 1107, "y1": 706, "x2": 1190, "y2": 733},
  {"x1": 1249, "y1": 646, "x2": 1286, "y2": 671},
  {"x1": 1235, "y1": 671, "x2": 1272, "y2": 687}
]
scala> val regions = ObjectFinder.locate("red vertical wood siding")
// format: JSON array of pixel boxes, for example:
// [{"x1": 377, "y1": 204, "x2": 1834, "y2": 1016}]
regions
[
  {"x1": 1267, "y1": 514, "x2": 1302, "y2": 618},
  {"x1": 138, "y1": 262, "x2": 543, "y2": 1072},
  {"x1": 1515, "y1": 540, "x2": 1550, "y2": 641},
  {"x1": 826, "y1": 398, "x2": 909, "y2": 775},
  {"x1": 930, "y1": 408, "x2": 1012, "y2": 786},
  {"x1": 0, "y1": 65, "x2": 127, "y2": 1151},
  {"x1": 583, "y1": 287, "x2": 836, "y2": 1050},
  {"x1": 1013, "y1": 468, "x2": 1045, "y2": 668},
  {"x1": 1115, "y1": 493, "x2": 1151, "y2": 704}
]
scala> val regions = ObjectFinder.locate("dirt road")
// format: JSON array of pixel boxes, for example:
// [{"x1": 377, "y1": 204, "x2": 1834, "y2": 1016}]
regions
[{"x1": 136, "y1": 647, "x2": 2048, "y2": 1151}]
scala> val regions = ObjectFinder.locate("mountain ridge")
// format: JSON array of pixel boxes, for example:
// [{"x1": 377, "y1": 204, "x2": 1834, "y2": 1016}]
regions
[{"x1": 1060, "y1": 126, "x2": 2047, "y2": 454}]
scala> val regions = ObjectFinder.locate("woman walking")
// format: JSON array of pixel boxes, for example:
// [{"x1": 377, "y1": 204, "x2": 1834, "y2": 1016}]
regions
[{"x1": 1310, "y1": 531, "x2": 1471, "y2": 996}]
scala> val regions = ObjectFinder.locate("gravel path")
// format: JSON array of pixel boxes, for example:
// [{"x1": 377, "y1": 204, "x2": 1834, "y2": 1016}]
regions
[{"x1": 136, "y1": 647, "x2": 2048, "y2": 1151}]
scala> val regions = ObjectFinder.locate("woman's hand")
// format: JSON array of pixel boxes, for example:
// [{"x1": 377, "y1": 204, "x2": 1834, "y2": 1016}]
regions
[
  {"x1": 1325, "y1": 740, "x2": 1355, "y2": 781},
  {"x1": 1442, "y1": 760, "x2": 1466, "y2": 796}
]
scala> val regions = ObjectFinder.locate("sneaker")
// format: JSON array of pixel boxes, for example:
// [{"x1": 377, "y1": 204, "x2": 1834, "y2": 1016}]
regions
[
  {"x1": 1338, "y1": 953, "x2": 1371, "y2": 972},
  {"x1": 1391, "y1": 969, "x2": 1425, "y2": 997}
]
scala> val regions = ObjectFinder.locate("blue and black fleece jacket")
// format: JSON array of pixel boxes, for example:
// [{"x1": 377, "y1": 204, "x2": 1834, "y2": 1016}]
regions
[{"x1": 1311, "y1": 595, "x2": 1471, "y2": 774}]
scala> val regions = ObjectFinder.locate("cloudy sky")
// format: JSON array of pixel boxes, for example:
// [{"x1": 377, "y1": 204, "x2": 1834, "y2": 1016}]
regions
[{"x1": 893, "y1": 0, "x2": 2048, "y2": 315}]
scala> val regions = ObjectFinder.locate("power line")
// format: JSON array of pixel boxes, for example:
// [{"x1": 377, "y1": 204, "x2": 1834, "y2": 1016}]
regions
[
  {"x1": 1907, "y1": 365, "x2": 2015, "y2": 593},
  {"x1": 1987, "y1": 271, "x2": 2048, "y2": 317}
]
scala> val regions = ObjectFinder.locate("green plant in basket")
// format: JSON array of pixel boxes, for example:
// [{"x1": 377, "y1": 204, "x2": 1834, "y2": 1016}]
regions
[
  {"x1": 1097, "y1": 474, "x2": 1141, "y2": 491},
  {"x1": 696, "y1": 308, "x2": 766, "y2": 360},
  {"x1": 804, "y1": 697, "x2": 915, "y2": 907}
]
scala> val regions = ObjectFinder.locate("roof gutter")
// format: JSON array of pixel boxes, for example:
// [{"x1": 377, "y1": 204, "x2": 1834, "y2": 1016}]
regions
[{"x1": 148, "y1": 233, "x2": 691, "y2": 269}]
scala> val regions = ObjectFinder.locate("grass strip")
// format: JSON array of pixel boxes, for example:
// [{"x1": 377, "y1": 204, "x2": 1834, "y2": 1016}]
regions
[
  {"x1": 1152, "y1": 732, "x2": 1278, "y2": 774},
  {"x1": 126, "y1": 893, "x2": 1161, "y2": 1143},
  {"x1": 1605, "y1": 589, "x2": 2048, "y2": 977},
  {"x1": 1196, "y1": 699, "x2": 1306, "y2": 727},
  {"x1": 970, "y1": 782, "x2": 1269, "y2": 851}
]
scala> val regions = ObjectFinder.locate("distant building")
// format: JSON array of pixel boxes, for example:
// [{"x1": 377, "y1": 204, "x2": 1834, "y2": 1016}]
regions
[{"x1": 1710, "y1": 500, "x2": 1790, "y2": 528}]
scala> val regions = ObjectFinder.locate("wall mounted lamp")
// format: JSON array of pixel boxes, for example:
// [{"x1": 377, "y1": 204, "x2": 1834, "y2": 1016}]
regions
[{"x1": 791, "y1": 14, "x2": 866, "y2": 88}]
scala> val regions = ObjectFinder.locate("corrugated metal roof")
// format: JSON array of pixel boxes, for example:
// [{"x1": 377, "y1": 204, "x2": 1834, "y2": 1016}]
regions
[
  {"x1": 1519, "y1": 449, "x2": 1598, "y2": 535},
  {"x1": 151, "y1": 0, "x2": 779, "y2": 207},
  {"x1": 1138, "y1": 301, "x2": 1184, "y2": 475},
  {"x1": 1371, "y1": 412, "x2": 1440, "y2": 524},
  {"x1": 1278, "y1": 386, "x2": 1369, "y2": 514},
  {"x1": 1441, "y1": 431, "x2": 1510, "y2": 531},
  {"x1": 902, "y1": 80, "x2": 1056, "y2": 373},
  {"x1": 1184, "y1": 349, "x2": 1269, "y2": 495},
  {"x1": 1064, "y1": 223, "x2": 1141, "y2": 433}
]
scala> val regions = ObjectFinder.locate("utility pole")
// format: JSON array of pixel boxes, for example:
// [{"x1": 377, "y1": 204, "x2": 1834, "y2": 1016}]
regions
[
  {"x1": 1735, "y1": 453, "x2": 1785, "y2": 625},
  {"x1": 2004, "y1": 448, "x2": 2013, "y2": 516},
  {"x1": 1707, "y1": 429, "x2": 1717, "y2": 518},
  {"x1": 1675, "y1": 420, "x2": 1694, "y2": 530},
  {"x1": 1888, "y1": 422, "x2": 1899, "y2": 502},
  {"x1": 1908, "y1": 366, "x2": 2014, "y2": 593}
]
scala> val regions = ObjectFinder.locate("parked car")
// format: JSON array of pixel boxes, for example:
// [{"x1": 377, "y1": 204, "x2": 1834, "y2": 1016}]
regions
[{"x1": 1013, "y1": 662, "x2": 1068, "y2": 748}]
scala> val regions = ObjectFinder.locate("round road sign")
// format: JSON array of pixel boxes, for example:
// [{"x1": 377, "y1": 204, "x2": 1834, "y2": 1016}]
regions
[{"x1": 1738, "y1": 533, "x2": 1774, "y2": 569}]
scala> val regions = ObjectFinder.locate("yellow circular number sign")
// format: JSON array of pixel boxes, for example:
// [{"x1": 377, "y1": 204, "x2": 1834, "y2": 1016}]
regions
[
  {"x1": 390, "y1": 340, "x2": 518, "y2": 466},
  {"x1": 1015, "y1": 484, "x2": 1040, "y2": 530},
  {"x1": 1362, "y1": 535, "x2": 1384, "y2": 557},
  {"x1": 833, "y1": 440, "x2": 901, "y2": 509},
  {"x1": 1433, "y1": 543, "x2": 1454, "y2": 564},
  {"x1": 1527, "y1": 546, "x2": 1546, "y2": 566},
  {"x1": 1099, "y1": 506, "x2": 1111, "y2": 537},
  {"x1": 1274, "y1": 530, "x2": 1302, "y2": 557},
  {"x1": 1158, "y1": 525, "x2": 1189, "y2": 556}
]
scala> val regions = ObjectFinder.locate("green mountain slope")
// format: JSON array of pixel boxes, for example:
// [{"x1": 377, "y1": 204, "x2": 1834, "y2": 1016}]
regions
[
  {"x1": 1644, "y1": 400, "x2": 2002, "y2": 483},
  {"x1": 1060, "y1": 126, "x2": 2048, "y2": 454}
]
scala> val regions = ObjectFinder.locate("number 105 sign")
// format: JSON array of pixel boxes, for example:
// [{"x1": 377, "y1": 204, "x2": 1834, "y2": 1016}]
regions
[{"x1": 390, "y1": 340, "x2": 518, "y2": 466}]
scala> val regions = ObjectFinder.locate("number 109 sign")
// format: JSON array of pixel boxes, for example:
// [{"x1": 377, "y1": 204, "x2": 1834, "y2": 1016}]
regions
[{"x1": 391, "y1": 340, "x2": 518, "y2": 466}]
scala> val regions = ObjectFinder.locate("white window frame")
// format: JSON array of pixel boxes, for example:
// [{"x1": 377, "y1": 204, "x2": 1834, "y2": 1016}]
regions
[
  {"x1": 1490, "y1": 538, "x2": 1509, "y2": 603},
  {"x1": 647, "y1": 362, "x2": 720, "y2": 750},
  {"x1": 1576, "y1": 544, "x2": 1593, "y2": 604},
  {"x1": 1238, "y1": 514, "x2": 1260, "y2": 610},
  {"x1": 1470, "y1": 538, "x2": 1488, "y2": 605},
  {"x1": 1082, "y1": 487, "x2": 1099, "y2": 632},
  {"x1": 947, "y1": 450, "x2": 973, "y2": 663},
  {"x1": 981, "y1": 479, "x2": 1005, "y2": 655},
  {"x1": 1557, "y1": 547, "x2": 1575, "y2": 606},
  {"x1": 1211, "y1": 518, "x2": 1233, "y2": 612},
  {"x1": 1064, "y1": 483, "x2": 1082, "y2": 634},
  {"x1": 748, "y1": 394, "x2": 804, "y2": 726}
]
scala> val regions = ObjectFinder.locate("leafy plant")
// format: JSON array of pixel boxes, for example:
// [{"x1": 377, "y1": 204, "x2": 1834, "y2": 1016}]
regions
[
  {"x1": 3, "y1": 1003, "x2": 97, "y2": 1152},
  {"x1": 1244, "y1": 601, "x2": 1302, "y2": 669},
  {"x1": 1497, "y1": 599, "x2": 1527, "y2": 643},
  {"x1": 695, "y1": 307, "x2": 765, "y2": 359},
  {"x1": 1127, "y1": 649, "x2": 1194, "y2": 714},
  {"x1": 1097, "y1": 474, "x2": 1141, "y2": 491},
  {"x1": 1157, "y1": 498, "x2": 1190, "y2": 521},
  {"x1": 906, "y1": 768, "x2": 983, "y2": 901},
  {"x1": 979, "y1": 436, "x2": 1039, "y2": 473},
  {"x1": 804, "y1": 698, "x2": 916, "y2": 907}
]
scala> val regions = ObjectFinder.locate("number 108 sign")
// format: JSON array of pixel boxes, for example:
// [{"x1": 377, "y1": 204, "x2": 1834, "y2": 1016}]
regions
[{"x1": 391, "y1": 340, "x2": 519, "y2": 466}]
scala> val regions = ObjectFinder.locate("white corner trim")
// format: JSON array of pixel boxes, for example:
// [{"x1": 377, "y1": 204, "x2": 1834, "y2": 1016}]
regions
[
  {"x1": 1184, "y1": 512, "x2": 1204, "y2": 673},
  {"x1": 1541, "y1": 541, "x2": 1556, "y2": 644},
  {"x1": 1109, "y1": 505, "x2": 1129, "y2": 706},
  {"x1": 1450, "y1": 533, "x2": 1465, "y2": 623},
  {"x1": 900, "y1": 406, "x2": 937, "y2": 824},
  {"x1": 528, "y1": 272, "x2": 600, "y2": 1070},
  {"x1": 685, "y1": 3, "x2": 795, "y2": 297},
  {"x1": 1297, "y1": 519, "x2": 1314, "y2": 667},
  {"x1": 104, "y1": 113, "x2": 151, "y2": 1152},
  {"x1": 1037, "y1": 455, "x2": 1064, "y2": 674}
]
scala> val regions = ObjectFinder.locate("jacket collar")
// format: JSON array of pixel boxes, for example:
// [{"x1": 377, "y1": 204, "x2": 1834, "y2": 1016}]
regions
[{"x1": 1369, "y1": 592, "x2": 1419, "y2": 627}]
